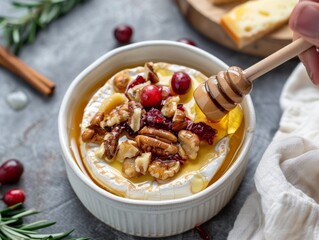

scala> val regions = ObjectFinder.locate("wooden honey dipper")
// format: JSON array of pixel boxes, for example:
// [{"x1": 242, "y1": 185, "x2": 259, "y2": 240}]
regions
[{"x1": 194, "y1": 38, "x2": 313, "y2": 121}]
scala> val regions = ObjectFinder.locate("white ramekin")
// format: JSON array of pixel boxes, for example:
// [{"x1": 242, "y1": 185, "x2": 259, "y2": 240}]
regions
[{"x1": 58, "y1": 41, "x2": 255, "y2": 237}]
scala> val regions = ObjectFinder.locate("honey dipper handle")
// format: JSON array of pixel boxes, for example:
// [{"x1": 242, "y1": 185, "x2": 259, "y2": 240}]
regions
[{"x1": 244, "y1": 38, "x2": 313, "y2": 81}]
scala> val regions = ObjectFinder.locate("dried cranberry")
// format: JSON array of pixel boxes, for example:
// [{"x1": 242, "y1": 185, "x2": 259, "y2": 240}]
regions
[
  {"x1": 177, "y1": 104, "x2": 185, "y2": 111},
  {"x1": 127, "y1": 75, "x2": 146, "y2": 89},
  {"x1": 145, "y1": 108, "x2": 172, "y2": 130},
  {"x1": 3, "y1": 188, "x2": 25, "y2": 206},
  {"x1": 187, "y1": 122, "x2": 217, "y2": 145}
]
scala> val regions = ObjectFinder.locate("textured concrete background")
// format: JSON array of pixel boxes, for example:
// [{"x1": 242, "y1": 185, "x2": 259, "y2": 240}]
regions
[{"x1": 0, "y1": 0, "x2": 299, "y2": 239}]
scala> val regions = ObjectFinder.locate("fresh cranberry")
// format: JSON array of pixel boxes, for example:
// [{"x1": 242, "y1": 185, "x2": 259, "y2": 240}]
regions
[
  {"x1": 127, "y1": 75, "x2": 146, "y2": 89},
  {"x1": 146, "y1": 108, "x2": 172, "y2": 130},
  {"x1": 3, "y1": 188, "x2": 25, "y2": 206},
  {"x1": 114, "y1": 24, "x2": 133, "y2": 44},
  {"x1": 178, "y1": 38, "x2": 197, "y2": 46},
  {"x1": 171, "y1": 72, "x2": 192, "y2": 95},
  {"x1": 158, "y1": 85, "x2": 171, "y2": 100},
  {"x1": 0, "y1": 159, "x2": 24, "y2": 184},
  {"x1": 140, "y1": 85, "x2": 162, "y2": 108},
  {"x1": 187, "y1": 122, "x2": 217, "y2": 145}
]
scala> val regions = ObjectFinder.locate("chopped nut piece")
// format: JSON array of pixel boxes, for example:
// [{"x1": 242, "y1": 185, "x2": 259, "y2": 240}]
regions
[
  {"x1": 90, "y1": 112, "x2": 104, "y2": 126},
  {"x1": 177, "y1": 145, "x2": 188, "y2": 160},
  {"x1": 102, "y1": 102, "x2": 130, "y2": 127},
  {"x1": 113, "y1": 74, "x2": 130, "y2": 92},
  {"x1": 178, "y1": 130, "x2": 200, "y2": 160},
  {"x1": 172, "y1": 109, "x2": 187, "y2": 131},
  {"x1": 148, "y1": 160, "x2": 180, "y2": 180},
  {"x1": 81, "y1": 128, "x2": 95, "y2": 142},
  {"x1": 127, "y1": 101, "x2": 144, "y2": 132},
  {"x1": 95, "y1": 143, "x2": 106, "y2": 159},
  {"x1": 81, "y1": 126, "x2": 107, "y2": 144},
  {"x1": 139, "y1": 126, "x2": 177, "y2": 143},
  {"x1": 135, "y1": 152, "x2": 152, "y2": 175},
  {"x1": 122, "y1": 158, "x2": 140, "y2": 178},
  {"x1": 103, "y1": 126, "x2": 122, "y2": 161},
  {"x1": 161, "y1": 96, "x2": 180, "y2": 118},
  {"x1": 144, "y1": 62, "x2": 159, "y2": 83},
  {"x1": 135, "y1": 135, "x2": 178, "y2": 156},
  {"x1": 116, "y1": 141, "x2": 140, "y2": 163},
  {"x1": 126, "y1": 81, "x2": 151, "y2": 102}
]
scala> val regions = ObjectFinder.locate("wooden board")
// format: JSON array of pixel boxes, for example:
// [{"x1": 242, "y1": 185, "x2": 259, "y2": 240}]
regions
[{"x1": 176, "y1": 0, "x2": 293, "y2": 57}]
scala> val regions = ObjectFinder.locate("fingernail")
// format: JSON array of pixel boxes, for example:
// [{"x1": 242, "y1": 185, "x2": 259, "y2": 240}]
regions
[{"x1": 292, "y1": 4, "x2": 319, "y2": 39}]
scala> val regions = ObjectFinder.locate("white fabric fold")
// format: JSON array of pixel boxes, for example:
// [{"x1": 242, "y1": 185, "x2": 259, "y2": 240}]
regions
[{"x1": 228, "y1": 64, "x2": 319, "y2": 240}]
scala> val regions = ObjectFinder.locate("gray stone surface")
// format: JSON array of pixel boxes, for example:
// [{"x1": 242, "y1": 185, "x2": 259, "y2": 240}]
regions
[{"x1": 0, "y1": 0, "x2": 299, "y2": 239}]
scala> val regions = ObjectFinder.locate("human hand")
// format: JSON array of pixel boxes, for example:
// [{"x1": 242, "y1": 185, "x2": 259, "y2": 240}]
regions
[{"x1": 289, "y1": 0, "x2": 319, "y2": 85}]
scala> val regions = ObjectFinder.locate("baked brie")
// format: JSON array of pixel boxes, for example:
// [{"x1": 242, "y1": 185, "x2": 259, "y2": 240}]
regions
[{"x1": 79, "y1": 62, "x2": 243, "y2": 200}]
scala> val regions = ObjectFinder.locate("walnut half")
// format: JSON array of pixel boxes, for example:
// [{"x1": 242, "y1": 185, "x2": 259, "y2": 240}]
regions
[
  {"x1": 148, "y1": 160, "x2": 180, "y2": 180},
  {"x1": 178, "y1": 130, "x2": 200, "y2": 160}
]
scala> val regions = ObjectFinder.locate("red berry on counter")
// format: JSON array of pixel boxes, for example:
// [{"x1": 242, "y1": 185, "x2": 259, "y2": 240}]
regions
[
  {"x1": 114, "y1": 24, "x2": 133, "y2": 44},
  {"x1": 177, "y1": 38, "x2": 197, "y2": 46},
  {"x1": 171, "y1": 72, "x2": 192, "y2": 95},
  {"x1": 3, "y1": 188, "x2": 25, "y2": 206},
  {"x1": 0, "y1": 159, "x2": 24, "y2": 184},
  {"x1": 140, "y1": 85, "x2": 162, "y2": 108}
]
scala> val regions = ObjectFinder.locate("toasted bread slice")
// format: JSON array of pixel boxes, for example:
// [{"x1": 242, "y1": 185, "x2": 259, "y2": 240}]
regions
[{"x1": 220, "y1": 0, "x2": 297, "y2": 48}]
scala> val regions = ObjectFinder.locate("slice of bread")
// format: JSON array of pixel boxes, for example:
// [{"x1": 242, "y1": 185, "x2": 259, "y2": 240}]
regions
[
  {"x1": 210, "y1": 0, "x2": 242, "y2": 5},
  {"x1": 220, "y1": 0, "x2": 298, "y2": 48}
]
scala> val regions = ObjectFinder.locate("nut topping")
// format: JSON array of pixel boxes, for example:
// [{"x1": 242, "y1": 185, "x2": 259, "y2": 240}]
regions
[
  {"x1": 135, "y1": 152, "x2": 152, "y2": 175},
  {"x1": 139, "y1": 126, "x2": 177, "y2": 143},
  {"x1": 178, "y1": 130, "x2": 200, "y2": 160},
  {"x1": 116, "y1": 141, "x2": 140, "y2": 163},
  {"x1": 113, "y1": 74, "x2": 130, "y2": 93},
  {"x1": 148, "y1": 160, "x2": 180, "y2": 180},
  {"x1": 172, "y1": 109, "x2": 187, "y2": 131},
  {"x1": 103, "y1": 126, "x2": 122, "y2": 161},
  {"x1": 135, "y1": 135, "x2": 178, "y2": 156},
  {"x1": 81, "y1": 126, "x2": 107, "y2": 144},
  {"x1": 144, "y1": 62, "x2": 159, "y2": 83},
  {"x1": 161, "y1": 96, "x2": 180, "y2": 118},
  {"x1": 122, "y1": 158, "x2": 140, "y2": 178}
]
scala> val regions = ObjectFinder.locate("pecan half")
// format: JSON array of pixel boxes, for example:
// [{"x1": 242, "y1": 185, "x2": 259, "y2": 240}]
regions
[
  {"x1": 135, "y1": 135, "x2": 178, "y2": 156},
  {"x1": 144, "y1": 62, "x2": 159, "y2": 83},
  {"x1": 148, "y1": 160, "x2": 180, "y2": 180},
  {"x1": 178, "y1": 130, "x2": 200, "y2": 160},
  {"x1": 139, "y1": 126, "x2": 177, "y2": 143},
  {"x1": 172, "y1": 109, "x2": 187, "y2": 131},
  {"x1": 90, "y1": 112, "x2": 104, "y2": 126}
]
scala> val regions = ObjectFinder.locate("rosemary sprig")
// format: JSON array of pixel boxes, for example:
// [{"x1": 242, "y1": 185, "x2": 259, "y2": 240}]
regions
[
  {"x1": 0, "y1": 0, "x2": 86, "y2": 55},
  {"x1": 0, "y1": 203, "x2": 89, "y2": 240}
]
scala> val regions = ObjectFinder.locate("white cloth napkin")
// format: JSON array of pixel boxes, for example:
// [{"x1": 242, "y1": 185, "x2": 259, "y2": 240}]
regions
[{"x1": 228, "y1": 63, "x2": 319, "y2": 240}]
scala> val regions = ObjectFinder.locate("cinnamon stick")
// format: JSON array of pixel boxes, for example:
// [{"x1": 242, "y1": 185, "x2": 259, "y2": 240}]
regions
[{"x1": 0, "y1": 45, "x2": 55, "y2": 96}]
